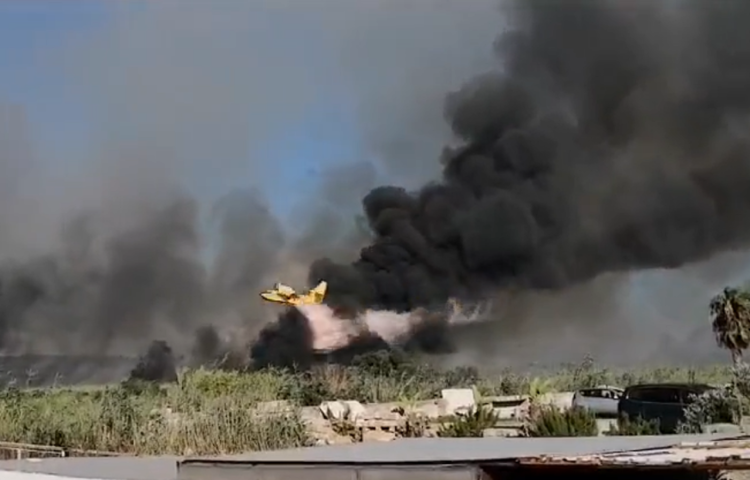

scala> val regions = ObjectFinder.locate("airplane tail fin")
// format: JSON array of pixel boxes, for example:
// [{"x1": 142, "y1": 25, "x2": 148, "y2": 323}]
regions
[{"x1": 310, "y1": 281, "x2": 327, "y2": 303}]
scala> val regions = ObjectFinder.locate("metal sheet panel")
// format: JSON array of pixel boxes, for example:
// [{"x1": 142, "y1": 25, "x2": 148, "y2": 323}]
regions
[
  {"x1": 0, "y1": 457, "x2": 178, "y2": 480},
  {"x1": 180, "y1": 434, "x2": 743, "y2": 465},
  {"x1": 178, "y1": 464, "x2": 354, "y2": 480},
  {"x1": 177, "y1": 464, "x2": 477, "y2": 480},
  {"x1": 359, "y1": 465, "x2": 477, "y2": 480},
  {"x1": 0, "y1": 472, "x2": 107, "y2": 480}
]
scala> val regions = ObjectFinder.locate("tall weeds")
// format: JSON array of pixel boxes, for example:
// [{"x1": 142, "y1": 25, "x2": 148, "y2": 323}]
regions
[{"x1": 0, "y1": 353, "x2": 734, "y2": 454}]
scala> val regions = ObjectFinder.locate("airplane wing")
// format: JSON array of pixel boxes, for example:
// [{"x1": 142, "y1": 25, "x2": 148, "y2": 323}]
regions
[
  {"x1": 276, "y1": 284, "x2": 296, "y2": 296},
  {"x1": 261, "y1": 288, "x2": 301, "y2": 302}
]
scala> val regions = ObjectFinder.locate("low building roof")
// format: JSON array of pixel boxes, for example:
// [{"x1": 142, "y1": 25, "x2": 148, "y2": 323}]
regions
[
  {"x1": 0, "y1": 456, "x2": 179, "y2": 480},
  {"x1": 180, "y1": 433, "x2": 745, "y2": 466}
]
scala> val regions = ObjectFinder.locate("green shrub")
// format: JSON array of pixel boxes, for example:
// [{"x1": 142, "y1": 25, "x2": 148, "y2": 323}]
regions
[
  {"x1": 607, "y1": 414, "x2": 660, "y2": 436},
  {"x1": 526, "y1": 406, "x2": 598, "y2": 437},
  {"x1": 396, "y1": 414, "x2": 429, "y2": 438},
  {"x1": 438, "y1": 407, "x2": 499, "y2": 437},
  {"x1": 679, "y1": 386, "x2": 746, "y2": 433},
  {"x1": 0, "y1": 356, "x2": 736, "y2": 454},
  {"x1": 0, "y1": 380, "x2": 311, "y2": 455}
]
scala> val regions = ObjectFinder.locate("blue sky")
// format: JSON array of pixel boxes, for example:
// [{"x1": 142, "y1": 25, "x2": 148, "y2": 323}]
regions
[
  {"x1": 0, "y1": 1, "x2": 500, "y2": 229},
  {"x1": 0, "y1": 1, "x2": 111, "y2": 156},
  {"x1": 0, "y1": 1, "x2": 368, "y2": 226}
]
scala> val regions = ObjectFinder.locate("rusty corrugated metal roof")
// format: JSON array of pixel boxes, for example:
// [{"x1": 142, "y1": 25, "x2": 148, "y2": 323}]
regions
[{"x1": 517, "y1": 436, "x2": 750, "y2": 469}]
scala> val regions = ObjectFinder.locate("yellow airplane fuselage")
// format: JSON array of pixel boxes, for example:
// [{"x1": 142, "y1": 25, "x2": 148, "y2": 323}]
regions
[{"x1": 259, "y1": 281, "x2": 327, "y2": 306}]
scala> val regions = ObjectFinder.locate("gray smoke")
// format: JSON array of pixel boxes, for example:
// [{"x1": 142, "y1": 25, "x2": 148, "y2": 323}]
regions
[
  {"x1": 262, "y1": 0, "x2": 750, "y2": 366},
  {"x1": 0, "y1": 2, "x2": 500, "y2": 369},
  {"x1": 4, "y1": 0, "x2": 750, "y2": 375}
]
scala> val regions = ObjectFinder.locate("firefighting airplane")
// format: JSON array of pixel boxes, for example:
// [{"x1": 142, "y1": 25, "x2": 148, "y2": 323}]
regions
[{"x1": 259, "y1": 281, "x2": 328, "y2": 306}]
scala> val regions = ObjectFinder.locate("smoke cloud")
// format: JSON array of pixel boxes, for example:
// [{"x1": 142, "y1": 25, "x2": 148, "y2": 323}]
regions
[
  {"x1": 4, "y1": 0, "x2": 750, "y2": 377},
  {"x1": 0, "y1": 1, "x2": 501, "y2": 372},
  {"x1": 315, "y1": 0, "x2": 750, "y2": 307},
  {"x1": 256, "y1": 0, "x2": 750, "y2": 366}
]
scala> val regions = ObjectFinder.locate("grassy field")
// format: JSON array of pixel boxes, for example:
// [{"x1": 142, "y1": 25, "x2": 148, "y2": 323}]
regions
[{"x1": 0, "y1": 353, "x2": 733, "y2": 456}]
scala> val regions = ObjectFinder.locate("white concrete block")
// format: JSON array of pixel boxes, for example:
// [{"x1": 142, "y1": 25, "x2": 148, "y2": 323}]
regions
[
  {"x1": 441, "y1": 388, "x2": 476, "y2": 414},
  {"x1": 319, "y1": 400, "x2": 348, "y2": 420}
]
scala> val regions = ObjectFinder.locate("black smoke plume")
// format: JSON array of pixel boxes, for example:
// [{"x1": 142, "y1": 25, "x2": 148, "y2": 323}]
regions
[
  {"x1": 0, "y1": 2, "x2": 506, "y2": 383},
  {"x1": 253, "y1": 0, "x2": 750, "y2": 366},
  {"x1": 0, "y1": 192, "x2": 282, "y2": 361},
  {"x1": 5, "y1": 1, "x2": 750, "y2": 379},
  {"x1": 129, "y1": 340, "x2": 178, "y2": 383}
]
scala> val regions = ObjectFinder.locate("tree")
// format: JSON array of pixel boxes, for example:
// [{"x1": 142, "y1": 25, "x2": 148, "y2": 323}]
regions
[{"x1": 710, "y1": 287, "x2": 750, "y2": 365}]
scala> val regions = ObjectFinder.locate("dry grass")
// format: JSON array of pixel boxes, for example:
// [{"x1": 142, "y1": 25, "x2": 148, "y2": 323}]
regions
[
  {"x1": 0, "y1": 372, "x2": 311, "y2": 456},
  {"x1": 0, "y1": 353, "x2": 733, "y2": 455}
]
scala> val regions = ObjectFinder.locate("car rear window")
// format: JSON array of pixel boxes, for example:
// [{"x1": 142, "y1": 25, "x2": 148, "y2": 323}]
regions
[
  {"x1": 625, "y1": 385, "x2": 714, "y2": 404},
  {"x1": 625, "y1": 386, "x2": 682, "y2": 403},
  {"x1": 578, "y1": 388, "x2": 621, "y2": 399}
]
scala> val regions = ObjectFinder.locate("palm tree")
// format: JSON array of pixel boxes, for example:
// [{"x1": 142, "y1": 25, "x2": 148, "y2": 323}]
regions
[{"x1": 710, "y1": 287, "x2": 750, "y2": 365}]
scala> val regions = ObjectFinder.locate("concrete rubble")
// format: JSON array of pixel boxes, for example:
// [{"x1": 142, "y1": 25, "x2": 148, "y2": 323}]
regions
[
  {"x1": 150, "y1": 386, "x2": 642, "y2": 444},
  {"x1": 253, "y1": 387, "x2": 539, "y2": 444},
  {"x1": 156, "y1": 389, "x2": 748, "y2": 445},
  {"x1": 441, "y1": 388, "x2": 476, "y2": 414},
  {"x1": 535, "y1": 391, "x2": 575, "y2": 410},
  {"x1": 137, "y1": 385, "x2": 750, "y2": 448},
  {"x1": 156, "y1": 385, "x2": 748, "y2": 445}
]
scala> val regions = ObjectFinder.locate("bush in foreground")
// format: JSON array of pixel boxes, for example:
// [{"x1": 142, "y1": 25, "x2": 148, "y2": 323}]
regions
[
  {"x1": 607, "y1": 415, "x2": 660, "y2": 436},
  {"x1": 0, "y1": 353, "x2": 736, "y2": 454},
  {"x1": 437, "y1": 407, "x2": 500, "y2": 437},
  {"x1": 0, "y1": 379, "x2": 312, "y2": 455},
  {"x1": 526, "y1": 406, "x2": 598, "y2": 437},
  {"x1": 679, "y1": 364, "x2": 750, "y2": 433}
]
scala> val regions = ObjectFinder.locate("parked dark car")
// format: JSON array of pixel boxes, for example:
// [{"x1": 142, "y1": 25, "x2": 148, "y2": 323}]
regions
[{"x1": 618, "y1": 383, "x2": 715, "y2": 433}]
